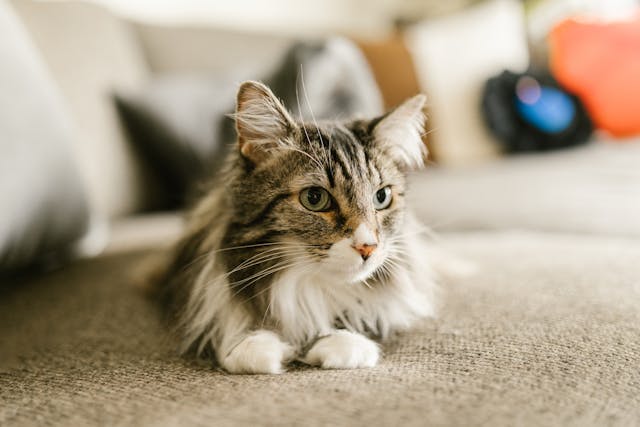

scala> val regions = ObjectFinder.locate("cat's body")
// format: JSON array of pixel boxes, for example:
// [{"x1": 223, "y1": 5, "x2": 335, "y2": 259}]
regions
[{"x1": 158, "y1": 81, "x2": 437, "y2": 374}]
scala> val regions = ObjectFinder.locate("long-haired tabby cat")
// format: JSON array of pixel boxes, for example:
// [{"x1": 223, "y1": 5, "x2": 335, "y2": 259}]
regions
[{"x1": 157, "y1": 81, "x2": 436, "y2": 374}]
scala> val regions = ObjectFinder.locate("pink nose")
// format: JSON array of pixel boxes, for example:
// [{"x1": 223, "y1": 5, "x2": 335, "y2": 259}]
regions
[{"x1": 352, "y1": 243, "x2": 378, "y2": 261}]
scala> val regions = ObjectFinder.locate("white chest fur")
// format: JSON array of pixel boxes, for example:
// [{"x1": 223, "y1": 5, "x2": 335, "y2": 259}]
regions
[{"x1": 268, "y1": 246, "x2": 436, "y2": 346}]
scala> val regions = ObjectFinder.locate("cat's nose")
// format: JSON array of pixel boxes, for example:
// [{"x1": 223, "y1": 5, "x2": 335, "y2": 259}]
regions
[
  {"x1": 353, "y1": 243, "x2": 378, "y2": 261},
  {"x1": 351, "y1": 223, "x2": 378, "y2": 261}
]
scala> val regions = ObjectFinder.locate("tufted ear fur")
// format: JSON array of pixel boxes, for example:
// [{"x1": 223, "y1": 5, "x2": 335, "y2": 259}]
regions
[
  {"x1": 234, "y1": 81, "x2": 298, "y2": 164},
  {"x1": 372, "y1": 94, "x2": 427, "y2": 170}
]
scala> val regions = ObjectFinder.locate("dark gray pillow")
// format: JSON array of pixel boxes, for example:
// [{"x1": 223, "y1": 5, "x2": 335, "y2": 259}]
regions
[
  {"x1": 268, "y1": 37, "x2": 383, "y2": 121},
  {"x1": 114, "y1": 75, "x2": 237, "y2": 207},
  {"x1": 0, "y1": 3, "x2": 89, "y2": 273},
  {"x1": 114, "y1": 37, "x2": 383, "y2": 207}
]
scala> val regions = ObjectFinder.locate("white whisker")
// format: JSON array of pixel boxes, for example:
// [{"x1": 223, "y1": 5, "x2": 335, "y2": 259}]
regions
[
  {"x1": 231, "y1": 257, "x2": 315, "y2": 298},
  {"x1": 298, "y1": 65, "x2": 333, "y2": 176},
  {"x1": 295, "y1": 68, "x2": 325, "y2": 170}
]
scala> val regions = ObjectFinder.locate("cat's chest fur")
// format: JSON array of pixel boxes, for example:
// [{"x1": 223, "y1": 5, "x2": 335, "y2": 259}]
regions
[{"x1": 267, "y1": 223, "x2": 436, "y2": 346}]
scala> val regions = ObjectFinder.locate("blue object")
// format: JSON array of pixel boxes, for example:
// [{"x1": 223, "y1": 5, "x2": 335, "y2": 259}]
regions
[
  {"x1": 514, "y1": 79, "x2": 576, "y2": 134},
  {"x1": 482, "y1": 70, "x2": 593, "y2": 152}
]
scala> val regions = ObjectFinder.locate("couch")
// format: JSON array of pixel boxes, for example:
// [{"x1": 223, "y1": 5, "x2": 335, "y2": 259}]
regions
[{"x1": 1, "y1": 1, "x2": 639, "y2": 426}]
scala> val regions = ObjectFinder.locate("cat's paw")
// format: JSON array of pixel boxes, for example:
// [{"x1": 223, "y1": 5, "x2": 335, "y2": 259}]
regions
[
  {"x1": 221, "y1": 330, "x2": 295, "y2": 374},
  {"x1": 302, "y1": 330, "x2": 380, "y2": 369}
]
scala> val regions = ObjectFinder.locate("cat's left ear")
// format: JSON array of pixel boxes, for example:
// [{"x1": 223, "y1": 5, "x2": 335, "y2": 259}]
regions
[{"x1": 371, "y1": 94, "x2": 427, "y2": 170}]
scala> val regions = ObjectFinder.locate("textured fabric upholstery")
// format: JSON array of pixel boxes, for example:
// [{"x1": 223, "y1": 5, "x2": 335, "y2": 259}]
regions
[
  {"x1": 2, "y1": 231, "x2": 638, "y2": 426},
  {"x1": 409, "y1": 140, "x2": 640, "y2": 237}
]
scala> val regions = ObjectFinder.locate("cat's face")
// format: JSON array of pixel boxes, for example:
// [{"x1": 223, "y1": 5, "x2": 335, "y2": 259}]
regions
[
  {"x1": 223, "y1": 81, "x2": 426, "y2": 287},
  {"x1": 285, "y1": 123, "x2": 410, "y2": 283}
]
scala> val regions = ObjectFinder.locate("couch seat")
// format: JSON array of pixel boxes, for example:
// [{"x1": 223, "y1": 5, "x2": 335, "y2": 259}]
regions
[{"x1": 1, "y1": 229, "x2": 638, "y2": 426}]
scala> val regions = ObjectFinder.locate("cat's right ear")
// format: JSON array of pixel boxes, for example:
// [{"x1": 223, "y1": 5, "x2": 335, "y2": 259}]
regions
[
  {"x1": 234, "y1": 81, "x2": 297, "y2": 164},
  {"x1": 370, "y1": 94, "x2": 427, "y2": 170}
]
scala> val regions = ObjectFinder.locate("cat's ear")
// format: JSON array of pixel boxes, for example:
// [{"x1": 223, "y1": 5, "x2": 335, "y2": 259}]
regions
[
  {"x1": 234, "y1": 81, "x2": 297, "y2": 164},
  {"x1": 371, "y1": 94, "x2": 427, "y2": 170}
]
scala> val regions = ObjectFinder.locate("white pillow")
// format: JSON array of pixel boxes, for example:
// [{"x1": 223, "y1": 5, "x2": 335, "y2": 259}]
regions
[
  {"x1": 0, "y1": 1, "x2": 90, "y2": 271},
  {"x1": 406, "y1": 0, "x2": 529, "y2": 166}
]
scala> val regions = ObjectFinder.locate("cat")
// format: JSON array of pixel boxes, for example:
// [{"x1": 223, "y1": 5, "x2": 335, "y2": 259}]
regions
[{"x1": 156, "y1": 80, "x2": 437, "y2": 374}]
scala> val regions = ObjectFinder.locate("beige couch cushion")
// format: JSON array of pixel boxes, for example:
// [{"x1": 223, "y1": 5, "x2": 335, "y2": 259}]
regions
[
  {"x1": 134, "y1": 23, "x2": 292, "y2": 78},
  {"x1": 1, "y1": 231, "x2": 638, "y2": 426},
  {"x1": 410, "y1": 139, "x2": 640, "y2": 237},
  {"x1": 11, "y1": 0, "x2": 159, "y2": 218},
  {"x1": 406, "y1": 0, "x2": 529, "y2": 165}
]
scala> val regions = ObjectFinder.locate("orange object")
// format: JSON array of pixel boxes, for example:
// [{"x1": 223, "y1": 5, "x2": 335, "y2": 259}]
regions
[{"x1": 549, "y1": 15, "x2": 640, "y2": 137}]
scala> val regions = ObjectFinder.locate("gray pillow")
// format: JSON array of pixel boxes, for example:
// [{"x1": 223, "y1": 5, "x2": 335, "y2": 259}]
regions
[
  {"x1": 114, "y1": 37, "x2": 383, "y2": 207},
  {"x1": 268, "y1": 37, "x2": 383, "y2": 121},
  {"x1": 0, "y1": 1, "x2": 89, "y2": 272},
  {"x1": 114, "y1": 74, "x2": 237, "y2": 207}
]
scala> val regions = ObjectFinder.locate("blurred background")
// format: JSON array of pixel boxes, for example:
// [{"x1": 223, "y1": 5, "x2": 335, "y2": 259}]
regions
[
  {"x1": 87, "y1": 0, "x2": 638, "y2": 36},
  {"x1": 1, "y1": 0, "x2": 640, "y2": 275}
]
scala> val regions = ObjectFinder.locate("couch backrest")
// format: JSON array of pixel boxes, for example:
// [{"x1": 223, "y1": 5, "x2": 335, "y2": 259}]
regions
[
  {"x1": 10, "y1": 0, "x2": 161, "y2": 218},
  {"x1": 134, "y1": 23, "x2": 293, "y2": 78},
  {"x1": 10, "y1": 0, "x2": 301, "y2": 219}
]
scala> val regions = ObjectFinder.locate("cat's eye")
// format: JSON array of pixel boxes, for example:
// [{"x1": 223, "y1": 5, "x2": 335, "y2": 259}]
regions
[
  {"x1": 373, "y1": 186, "x2": 392, "y2": 210},
  {"x1": 300, "y1": 187, "x2": 332, "y2": 212}
]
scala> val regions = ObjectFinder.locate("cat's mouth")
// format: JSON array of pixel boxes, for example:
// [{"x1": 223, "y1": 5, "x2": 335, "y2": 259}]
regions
[
  {"x1": 320, "y1": 252, "x2": 384, "y2": 284},
  {"x1": 315, "y1": 237, "x2": 386, "y2": 284}
]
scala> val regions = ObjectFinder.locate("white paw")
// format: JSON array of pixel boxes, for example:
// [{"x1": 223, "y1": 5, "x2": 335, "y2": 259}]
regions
[
  {"x1": 302, "y1": 330, "x2": 380, "y2": 369},
  {"x1": 221, "y1": 330, "x2": 294, "y2": 374}
]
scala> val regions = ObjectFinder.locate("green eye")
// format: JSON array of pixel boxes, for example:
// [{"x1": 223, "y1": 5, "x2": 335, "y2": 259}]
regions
[
  {"x1": 373, "y1": 186, "x2": 392, "y2": 210},
  {"x1": 300, "y1": 187, "x2": 332, "y2": 212}
]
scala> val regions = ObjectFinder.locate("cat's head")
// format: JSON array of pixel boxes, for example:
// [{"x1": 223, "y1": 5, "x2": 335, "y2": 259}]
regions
[{"x1": 225, "y1": 81, "x2": 426, "y2": 285}]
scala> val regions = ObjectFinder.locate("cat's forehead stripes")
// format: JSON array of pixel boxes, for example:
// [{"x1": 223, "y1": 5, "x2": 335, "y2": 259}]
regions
[
  {"x1": 303, "y1": 124, "x2": 381, "y2": 187},
  {"x1": 297, "y1": 124, "x2": 400, "y2": 228}
]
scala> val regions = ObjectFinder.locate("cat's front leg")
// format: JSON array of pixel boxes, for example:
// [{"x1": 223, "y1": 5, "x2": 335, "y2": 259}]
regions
[
  {"x1": 221, "y1": 330, "x2": 295, "y2": 374},
  {"x1": 302, "y1": 330, "x2": 380, "y2": 369}
]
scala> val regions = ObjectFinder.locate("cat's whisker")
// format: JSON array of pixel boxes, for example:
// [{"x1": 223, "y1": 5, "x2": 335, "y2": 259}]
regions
[
  {"x1": 226, "y1": 249, "x2": 306, "y2": 276},
  {"x1": 376, "y1": 261, "x2": 393, "y2": 277},
  {"x1": 278, "y1": 145, "x2": 324, "y2": 171},
  {"x1": 226, "y1": 248, "x2": 292, "y2": 269},
  {"x1": 182, "y1": 243, "x2": 313, "y2": 277},
  {"x1": 229, "y1": 253, "x2": 311, "y2": 287},
  {"x1": 230, "y1": 257, "x2": 315, "y2": 298},
  {"x1": 299, "y1": 66, "x2": 331, "y2": 171},
  {"x1": 181, "y1": 241, "x2": 315, "y2": 273},
  {"x1": 377, "y1": 261, "x2": 400, "y2": 282},
  {"x1": 294, "y1": 69, "x2": 325, "y2": 170},
  {"x1": 384, "y1": 259, "x2": 405, "y2": 272},
  {"x1": 204, "y1": 248, "x2": 315, "y2": 290},
  {"x1": 213, "y1": 241, "x2": 322, "y2": 255},
  {"x1": 260, "y1": 298, "x2": 273, "y2": 328},
  {"x1": 388, "y1": 260, "x2": 402, "y2": 271},
  {"x1": 225, "y1": 253, "x2": 309, "y2": 280}
]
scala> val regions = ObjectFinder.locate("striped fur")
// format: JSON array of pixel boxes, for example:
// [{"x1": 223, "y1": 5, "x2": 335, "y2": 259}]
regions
[{"x1": 158, "y1": 81, "x2": 436, "y2": 373}]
